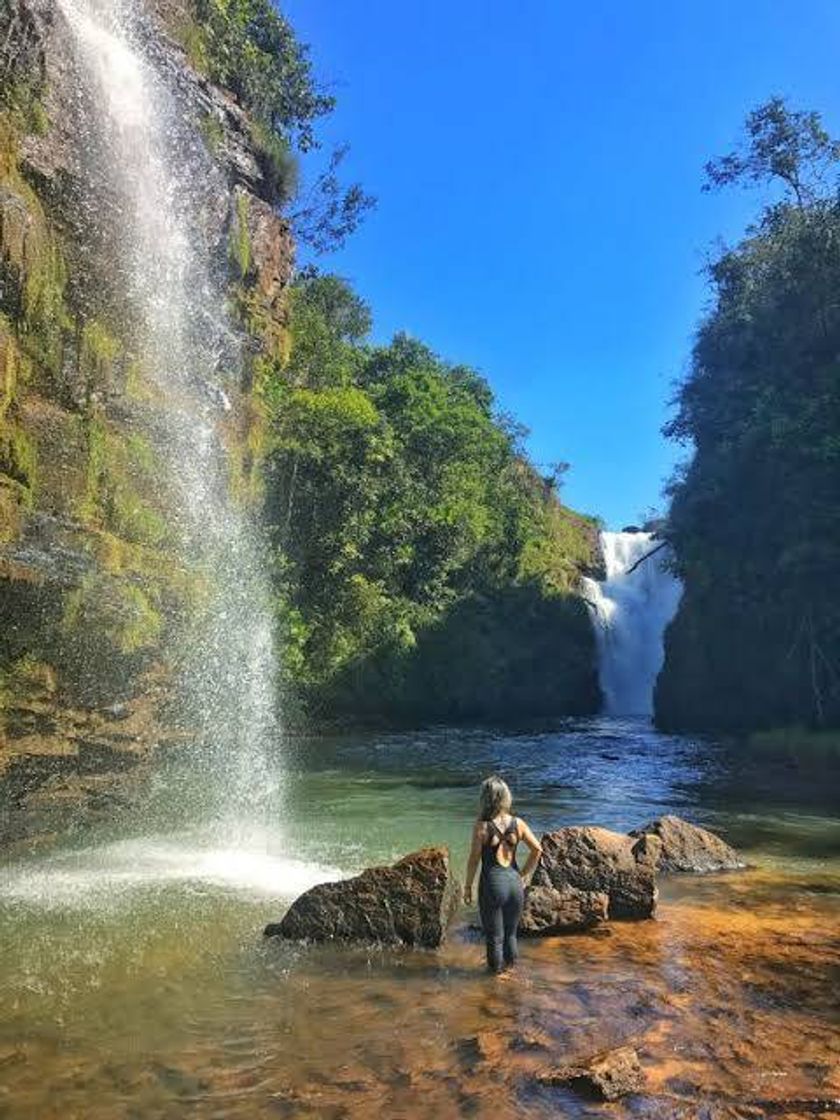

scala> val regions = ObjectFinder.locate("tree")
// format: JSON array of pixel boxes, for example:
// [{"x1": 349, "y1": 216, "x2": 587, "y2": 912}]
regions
[
  {"x1": 292, "y1": 146, "x2": 376, "y2": 255},
  {"x1": 658, "y1": 101, "x2": 840, "y2": 733},
  {"x1": 703, "y1": 97, "x2": 840, "y2": 206}
]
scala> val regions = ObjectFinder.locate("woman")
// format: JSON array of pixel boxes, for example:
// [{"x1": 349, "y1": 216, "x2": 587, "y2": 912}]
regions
[{"x1": 464, "y1": 775, "x2": 542, "y2": 974}]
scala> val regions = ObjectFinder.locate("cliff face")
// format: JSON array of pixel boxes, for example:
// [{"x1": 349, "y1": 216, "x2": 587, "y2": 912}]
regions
[{"x1": 0, "y1": 0, "x2": 293, "y2": 846}]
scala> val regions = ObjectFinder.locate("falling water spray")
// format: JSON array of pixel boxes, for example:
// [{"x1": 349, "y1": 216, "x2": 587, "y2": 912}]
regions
[
  {"x1": 56, "y1": 0, "x2": 278, "y2": 820},
  {"x1": 583, "y1": 532, "x2": 682, "y2": 717}
]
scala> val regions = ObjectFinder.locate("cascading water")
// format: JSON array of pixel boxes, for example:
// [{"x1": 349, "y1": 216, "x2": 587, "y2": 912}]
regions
[
  {"x1": 55, "y1": 0, "x2": 277, "y2": 818},
  {"x1": 583, "y1": 532, "x2": 682, "y2": 717}
]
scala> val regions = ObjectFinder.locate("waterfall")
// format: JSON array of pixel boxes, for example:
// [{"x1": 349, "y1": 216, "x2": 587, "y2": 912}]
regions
[
  {"x1": 583, "y1": 532, "x2": 682, "y2": 717},
  {"x1": 56, "y1": 0, "x2": 277, "y2": 816}
]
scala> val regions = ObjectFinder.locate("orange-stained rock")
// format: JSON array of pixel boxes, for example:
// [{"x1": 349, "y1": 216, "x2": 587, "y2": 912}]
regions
[
  {"x1": 264, "y1": 846, "x2": 461, "y2": 948},
  {"x1": 537, "y1": 1044, "x2": 644, "y2": 1100},
  {"x1": 531, "y1": 826, "x2": 661, "y2": 919},
  {"x1": 519, "y1": 882, "x2": 608, "y2": 935}
]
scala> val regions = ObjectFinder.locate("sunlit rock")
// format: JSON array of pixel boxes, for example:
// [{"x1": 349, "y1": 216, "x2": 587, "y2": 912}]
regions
[
  {"x1": 530, "y1": 826, "x2": 661, "y2": 919},
  {"x1": 519, "y1": 882, "x2": 608, "y2": 936},
  {"x1": 631, "y1": 814, "x2": 745, "y2": 873},
  {"x1": 264, "y1": 846, "x2": 461, "y2": 948},
  {"x1": 537, "y1": 1044, "x2": 645, "y2": 1100}
]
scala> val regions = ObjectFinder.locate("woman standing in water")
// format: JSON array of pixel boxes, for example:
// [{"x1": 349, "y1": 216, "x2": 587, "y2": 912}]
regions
[{"x1": 464, "y1": 775, "x2": 542, "y2": 974}]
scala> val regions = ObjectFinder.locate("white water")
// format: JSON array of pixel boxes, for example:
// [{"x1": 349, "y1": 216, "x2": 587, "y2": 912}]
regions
[
  {"x1": 2, "y1": 831, "x2": 340, "y2": 909},
  {"x1": 15, "y1": 0, "x2": 308, "y2": 907},
  {"x1": 583, "y1": 532, "x2": 682, "y2": 716},
  {"x1": 56, "y1": 0, "x2": 277, "y2": 818}
]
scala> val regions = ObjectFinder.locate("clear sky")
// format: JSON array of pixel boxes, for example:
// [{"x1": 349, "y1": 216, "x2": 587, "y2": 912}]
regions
[{"x1": 282, "y1": 0, "x2": 840, "y2": 527}]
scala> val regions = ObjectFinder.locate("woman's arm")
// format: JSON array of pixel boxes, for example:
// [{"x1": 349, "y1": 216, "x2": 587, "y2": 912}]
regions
[
  {"x1": 464, "y1": 821, "x2": 484, "y2": 905},
  {"x1": 517, "y1": 819, "x2": 542, "y2": 884}
]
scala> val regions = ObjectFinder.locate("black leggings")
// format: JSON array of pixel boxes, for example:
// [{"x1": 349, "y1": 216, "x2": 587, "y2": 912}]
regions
[{"x1": 478, "y1": 866, "x2": 524, "y2": 973}]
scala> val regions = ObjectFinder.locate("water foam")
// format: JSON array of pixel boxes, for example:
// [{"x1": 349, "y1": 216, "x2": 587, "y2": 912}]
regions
[{"x1": 3, "y1": 832, "x2": 340, "y2": 909}]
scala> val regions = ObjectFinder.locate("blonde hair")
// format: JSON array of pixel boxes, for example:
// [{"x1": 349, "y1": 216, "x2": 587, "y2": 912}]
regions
[{"x1": 479, "y1": 775, "x2": 512, "y2": 821}]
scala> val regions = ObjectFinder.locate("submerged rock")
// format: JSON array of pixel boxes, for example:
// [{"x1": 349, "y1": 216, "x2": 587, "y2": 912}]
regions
[
  {"x1": 530, "y1": 826, "x2": 661, "y2": 920},
  {"x1": 264, "y1": 846, "x2": 460, "y2": 948},
  {"x1": 537, "y1": 1044, "x2": 644, "y2": 1100},
  {"x1": 630, "y1": 815, "x2": 745, "y2": 873},
  {"x1": 519, "y1": 882, "x2": 608, "y2": 936}
]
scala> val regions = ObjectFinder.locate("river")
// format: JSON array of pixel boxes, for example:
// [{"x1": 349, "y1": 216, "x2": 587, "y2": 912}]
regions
[{"x1": 1, "y1": 718, "x2": 838, "y2": 1118}]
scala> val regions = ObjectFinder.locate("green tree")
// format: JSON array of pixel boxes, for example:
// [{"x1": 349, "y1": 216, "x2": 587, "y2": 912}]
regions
[
  {"x1": 261, "y1": 277, "x2": 600, "y2": 721},
  {"x1": 658, "y1": 101, "x2": 840, "y2": 733},
  {"x1": 703, "y1": 97, "x2": 840, "y2": 206}
]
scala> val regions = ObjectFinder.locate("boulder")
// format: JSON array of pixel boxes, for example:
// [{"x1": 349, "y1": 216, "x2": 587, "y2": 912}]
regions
[
  {"x1": 519, "y1": 883, "x2": 608, "y2": 936},
  {"x1": 264, "y1": 846, "x2": 460, "y2": 948},
  {"x1": 537, "y1": 1045, "x2": 644, "y2": 1100},
  {"x1": 630, "y1": 815, "x2": 745, "y2": 873},
  {"x1": 531, "y1": 826, "x2": 661, "y2": 919}
]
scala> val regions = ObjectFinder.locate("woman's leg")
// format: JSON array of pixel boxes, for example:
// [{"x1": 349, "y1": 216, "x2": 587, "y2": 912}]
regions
[
  {"x1": 501, "y1": 873, "x2": 524, "y2": 968},
  {"x1": 478, "y1": 879, "x2": 505, "y2": 973}
]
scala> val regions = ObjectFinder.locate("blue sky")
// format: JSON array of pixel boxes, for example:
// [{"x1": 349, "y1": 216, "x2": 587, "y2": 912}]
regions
[{"x1": 282, "y1": 0, "x2": 840, "y2": 527}]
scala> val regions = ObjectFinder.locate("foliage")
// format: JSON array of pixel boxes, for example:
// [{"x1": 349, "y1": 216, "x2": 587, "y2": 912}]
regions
[
  {"x1": 292, "y1": 146, "x2": 376, "y2": 255},
  {"x1": 262, "y1": 272, "x2": 600, "y2": 721},
  {"x1": 187, "y1": 0, "x2": 374, "y2": 247},
  {"x1": 657, "y1": 101, "x2": 840, "y2": 733},
  {"x1": 704, "y1": 97, "x2": 840, "y2": 206},
  {"x1": 192, "y1": 0, "x2": 333, "y2": 151}
]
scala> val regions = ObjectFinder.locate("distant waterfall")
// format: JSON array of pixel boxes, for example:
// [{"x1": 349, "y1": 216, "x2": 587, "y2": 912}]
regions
[
  {"x1": 583, "y1": 532, "x2": 682, "y2": 717},
  {"x1": 56, "y1": 0, "x2": 277, "y2": 814}
]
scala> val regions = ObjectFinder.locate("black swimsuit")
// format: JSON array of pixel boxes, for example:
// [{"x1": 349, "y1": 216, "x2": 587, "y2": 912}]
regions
[{"x1": 478, "y1": 816, "x2": 524, "y2": 973}]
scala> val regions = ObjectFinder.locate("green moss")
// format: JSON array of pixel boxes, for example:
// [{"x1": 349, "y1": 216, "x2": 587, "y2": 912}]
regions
[
  {"x1": 0, "y1": 419, "x2": 36, "y2": 493},
  {"x1": 228, "y1": 192, "x2": 252, "y2": 280},
  {"x1": 76, "y1": 418, "x2": 167, "y2": 546},
  {"x1": 62, "y1": 573, "x2": 163, "y2": 656},
  {"x1": 79, "y1": 319, "x2": 121, "y2": 400},
  {"x1": 0, "y1": 114, "x2": 72, "y2": 381},
  {"x1": 0, "y1": 654, "x2": 56, "y2": 714},
  {"x1": 0, "y1": 74, "x2": 49, "y2": 139},
  {"x1": 175, "y1": 17, "x2": 210, "y2": 75},
  {"x1": 247, "y1": 118, "x2": 299, "y2": 206},
  {"x1": 199, "y1": 111, "x2": 225, "y2": 154}
]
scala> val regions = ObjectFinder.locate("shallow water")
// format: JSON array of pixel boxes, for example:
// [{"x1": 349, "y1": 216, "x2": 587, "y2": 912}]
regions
[{"x1": 1, "y1": 718, "x2": 838, "y2": 1118}]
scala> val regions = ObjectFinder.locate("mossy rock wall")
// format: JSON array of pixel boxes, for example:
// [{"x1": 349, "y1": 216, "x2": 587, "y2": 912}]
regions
[{"x1": 0, "y1": 0, "x2": 294, "y2": 845}]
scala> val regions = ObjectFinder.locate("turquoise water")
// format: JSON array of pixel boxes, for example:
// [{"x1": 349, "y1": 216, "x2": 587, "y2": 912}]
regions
[{"x1": 1, "y1": 718, "x2": 838, "y2": 1118}]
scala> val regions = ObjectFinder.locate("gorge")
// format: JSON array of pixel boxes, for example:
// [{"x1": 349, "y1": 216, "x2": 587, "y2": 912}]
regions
[{"x1": 0, "y1": 3, "x2": 838, "y2": 1119}]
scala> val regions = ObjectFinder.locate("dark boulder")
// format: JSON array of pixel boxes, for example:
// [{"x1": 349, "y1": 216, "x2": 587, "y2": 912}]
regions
[
  {"x1": 531, "y1": 826, "x2": 660, "y2": 919},
  {"x1": 264, "y1": 846, "x2": 460, "y2": 948},
  {"x1": 630, "y1": 815, "x2": 745, "y2": 873},
  {"x1": 519, "y1": 883, "x2": 608, "y2": 936},
  {"x1": 537, "y1": 1045, "x2": 644, "y2": 1100}
]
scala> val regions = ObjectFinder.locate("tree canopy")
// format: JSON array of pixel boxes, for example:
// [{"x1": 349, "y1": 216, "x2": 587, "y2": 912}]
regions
[
  {"x1": 657, "y1": 100, "x2": 840, "y2": 733},
  {"x1": 260, "y1": 273, "x2": 601, "y2": 722}
]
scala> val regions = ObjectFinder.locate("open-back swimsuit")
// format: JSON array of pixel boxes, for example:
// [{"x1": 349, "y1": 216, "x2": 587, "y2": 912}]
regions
[{"x1": 478, "y1": 815, "x2": 524, "y2": 973}]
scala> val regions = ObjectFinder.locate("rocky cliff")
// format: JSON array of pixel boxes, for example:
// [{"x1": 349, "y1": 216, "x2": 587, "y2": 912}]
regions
[{"x1": 0, "y1": 0, "x2": 292, "y2": 845}]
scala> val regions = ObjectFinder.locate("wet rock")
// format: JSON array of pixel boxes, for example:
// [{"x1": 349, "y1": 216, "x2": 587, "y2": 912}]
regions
[
  {"x1": 537, "y1": 1044, "x2": 644, "y2": 1100},
  {"x1": 630, "y1": 815, "x2": 745, "y2": 873},
  {"x1": 531, "y1": 826, "x2": 661, "y2": 919},
  {"x1": 519, "y1": 883, "x2": 608, "y2": 936},
  {"x1": 264, "y1": 847, "x2": 460, "y2": 948}
]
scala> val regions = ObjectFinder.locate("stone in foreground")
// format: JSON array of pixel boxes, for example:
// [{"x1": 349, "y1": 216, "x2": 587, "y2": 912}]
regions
[
  {"x1": 537, "y1": 1045, "x2": 644, "y2": 1101},
  {"x1": 630, "y1": 814, "x2": 745, "y2": 873},
  {"x1": 264, "y1": 846, "x2": 460, "y2": 948},
  {"x1": 530, "y1": 826, "x2": 660, "y2": 919},
  {"x1": 519, "y1": 883, "x2": 609, "y2": 936}
]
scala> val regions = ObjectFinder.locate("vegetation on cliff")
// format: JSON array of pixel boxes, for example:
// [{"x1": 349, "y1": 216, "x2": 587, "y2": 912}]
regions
[
  {"x1": 261, "y1": 272, "x2": 601, "y2": 722},
  {"x1": 183, "y1": 2, "x2": 602, "y2": 721},
  {"x1": 181, "y1": 0, "x2": 374, "y2": 250},
  {"x1": 656, "y1": 99, "x2": 840, "y2": 733}
]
